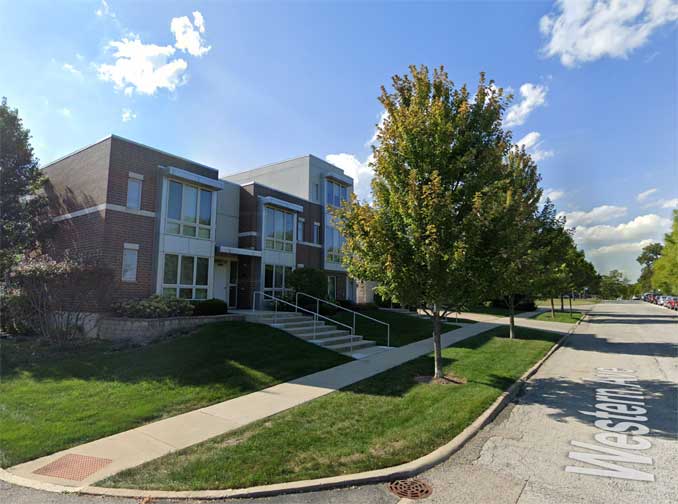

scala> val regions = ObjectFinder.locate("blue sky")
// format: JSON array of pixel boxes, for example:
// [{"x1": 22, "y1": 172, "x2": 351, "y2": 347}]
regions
[{"x1": 2, "y1": 0, "x2": 676, "y2": 280}]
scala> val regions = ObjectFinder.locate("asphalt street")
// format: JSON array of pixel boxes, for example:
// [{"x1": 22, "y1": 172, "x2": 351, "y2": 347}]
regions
[{"x1": 2, "y1": 301, "x2": 676, "y2": 504}]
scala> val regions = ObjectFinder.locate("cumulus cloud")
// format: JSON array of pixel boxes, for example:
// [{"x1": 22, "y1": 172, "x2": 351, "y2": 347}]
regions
[
  {"x1": 366, "y1": 111, "x2": 388, "y2": 146},
  {"x1": 559, "y1": 204, "x2": 628, "y2": 227},
  {"x1": 62, "y1": 63, "x2": 82, "y2": 78},
  {"x1": 97, "y1": 37, "x2": 188, "y2": 95},
  {"x1": 171, "y1": 11, "x2": 211, "y2": 57},
  {"x1": 588, "y1": 239, "x2": 655, "y2": 256},
  {"x1": 504, "y1": 83, "x2": 547, "y2": 127},
  {"x1": 540, "y1": 0, "x2": 678, "y2": 68},
  {"x1": 515, "y1": 131, "x2": 554, "y2": 162},
  {"x1": 660, "y1": 197, "x2": 678, "y2": 208},
  {"x1": 121, "y1": 108, "x2": 136, "y2": 122},
  {"x1": 636, "y1": 187, "x2": 657, "y2": 202},
  {"x1": 542, "y1": 188, "x2": 565, "y2": 203},
  {"x1": 325, "y1": 153, "x2": 375, "y2": 203},
  {"x1": 573, "y1": 213, "x2": 670, "y2": 246}
]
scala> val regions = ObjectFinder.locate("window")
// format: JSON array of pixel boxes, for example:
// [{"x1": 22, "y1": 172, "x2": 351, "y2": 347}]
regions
[
  {"x1": 126, "y1": 175, "x2": 142, "y2": 210},
  {"x1": 264, "y1": 264, "x2": 293, "y2": 296},
  {"x1": 313, "y1": 222, "x2": 320, "y2": 244},
  {"x1": 122, "y1": 243, "x2": 138, "y2": 282},
  {"x1": 328, "y1": 276, "x2": 337, "y2": 300},
  {"x1": 162, "y1": 253, "x2": 209, "y2": 299},
  {"x1": 264, "y1": 206, "x2": 294, "y2": 252},
  {"x1": 326, "y1": 180, "x2": 348, "y2": 207},
  {"x1": 327, "y1": 226, "x2": 344, "y2": 263},
  {"x1": 297, "y1": 218, "x2": 305, "y2": 242},
  {"x1": 165, "y1": 180, "x2": 213, "y2": 239}
]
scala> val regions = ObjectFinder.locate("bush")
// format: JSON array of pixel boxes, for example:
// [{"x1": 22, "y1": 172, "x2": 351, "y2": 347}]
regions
[
  {"x1": 112, "y1": 295, "x2": 194, "y2": 318},
  {"x1": 287, "y1": 268, "x2": 328, "y2": 300},
  {"x1": 0, "y1": 287, "x2": 31, "y2": 335},
  {"x1": 191, "y1": 298, "x2": 228, "y2": 316}
]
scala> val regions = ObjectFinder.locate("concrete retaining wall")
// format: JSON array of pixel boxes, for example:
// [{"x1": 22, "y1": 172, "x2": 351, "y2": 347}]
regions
[{"x1": 95, "y1": 314, "x2": 244, "y2": 343}]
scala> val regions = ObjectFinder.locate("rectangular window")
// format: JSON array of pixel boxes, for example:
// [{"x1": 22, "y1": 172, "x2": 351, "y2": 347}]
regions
[
  {"x1": 313, "y1": 222, "x2": 320, "y2": 244},
  {"x1": 127, "y1": 178, "x2": 142, "y2": 209},
  {"x1": 328, "y1": 276, "x2": 337, "y2": 300},
  {"x1": 162, "y1": 253, "x2": 210, "y2": 299},
  {"x1": 121, "y1": 244, "x2": 138, "y2": 282},
  {"x1": 327, "y1": 226, "x2": 343, "y2": 263},
  {"x1": 264, "y1": 206, "x2": 294, "y2": 252},
  {"x1": 297, "y1": 218, "x2": 304, "y2": 242},
  {"x1": 326, "y1": 180, "x2": 348, "y2": 208},
  {"x1": 165, "y1": 179, "x2": 213, "y2": 239},
  {"x1": 263, "y1": 264, "x2": 293, "y2": 296}
]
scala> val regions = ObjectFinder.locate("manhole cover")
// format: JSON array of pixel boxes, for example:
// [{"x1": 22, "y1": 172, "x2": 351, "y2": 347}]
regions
[
  {"x1": 387, "y1": 478, "x2": 433, "y2": 499},
  {"x1": 33, "y1": 453, "x2": 112, "y2": 481}
]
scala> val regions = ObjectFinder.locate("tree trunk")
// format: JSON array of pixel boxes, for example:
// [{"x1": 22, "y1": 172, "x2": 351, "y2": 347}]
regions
[
  {"x1": 569, "y1": 294, "x2": 573, "y2": 315},
  {"x1": 560, "y1": 294, "x2": 564, "y2": 312},
  {"x1": 508, "y1": 295, "x2": 516, "y2": 339},
  {"x1": 432, "y1": 307, "x2": 443, "y2": 379},
  {"x1": 550, "y1": 297, "x2": 555, "y2": 319}
]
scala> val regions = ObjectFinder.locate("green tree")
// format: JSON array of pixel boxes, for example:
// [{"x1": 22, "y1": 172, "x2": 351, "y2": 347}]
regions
[
  {"x1": 475, "y1": 148, "x2": 542, "y2": 337},
  {"x1": 652, "y1": 210, "x2": 678, "y2": 294},
  {"x1": 333, "y1": 66, "x2": 510, "y2": 378},
  {"x1": 636, "y1": 242, "x2": 663, "y2": 291},
  {"x1": 0, "y1": 97, "x2": 50, "y2": 277},
  {"x1": 599, "y1": 269, "x2": 629, "y2": 299}
]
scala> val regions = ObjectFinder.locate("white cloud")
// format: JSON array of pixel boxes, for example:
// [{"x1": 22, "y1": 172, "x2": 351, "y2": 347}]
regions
[
  {"x1": 573, "y1": 213, "x2": 670, "y2": 245},
  {"x1": 504, "y1": 83, "x2": 547, "y2": 127},
  {"x1": 62, "y1": 63, "x2": 82, "y2": 78},
  {"x1": 58, "y1": 107, "x2": 72, "y2": 118},
  {"x1": 588, "y1": 239, "x2": 655, "y2": 256},
  {"x1": 121, "y1": 108, "x2": 136, "y2": 122},
  {"x1": 540, "y1": 0, "x2": 678, "y2": 68},
  {"x1": 558, "y1": 204, "x2": 628, "y2": 227},
  {"x1": 542, "y1": 188, "x2": 565, "y2": 203},
  {"x1": 515, "y1": 131, "x2": 554, "y2": 162},
  {"x1": 95, "y1": 0, "x2": 115, "y2": 18},
  {"x1": 660, "y1": 197, "x2": 678, "y2": 208},
  {"x1": 171, "y1": 11, "x2": 211, "y2": 57},
  {"x1": 97, "y1": 37, "x2": 188, "y2": 96},
  {"x1": 325, "y1": 153, "x2": 375, "y2": 203},
  {"x1": 636, "y1": 187, "x2": 657, "y2": 202},
  {"x1": 366, "y1": 110, "x2": 388, "y2": 146}
]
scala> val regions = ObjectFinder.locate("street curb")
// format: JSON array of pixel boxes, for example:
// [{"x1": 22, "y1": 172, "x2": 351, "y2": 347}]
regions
[{"x1": 0, "y1": 318, "x2": 583, "y2": 500}]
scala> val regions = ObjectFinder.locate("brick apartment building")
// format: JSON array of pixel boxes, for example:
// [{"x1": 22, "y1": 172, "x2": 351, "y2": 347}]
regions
[{"x1": 43, "y1": 135, "x2": 357, "y2": 311}]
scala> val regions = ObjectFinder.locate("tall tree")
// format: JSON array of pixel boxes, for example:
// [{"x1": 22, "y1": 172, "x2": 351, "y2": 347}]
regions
[
  {"x1": 652, "y1": 210, "x2": 678, "y2": 294},
  {"x1": 636, "y1": 242, "x2": 663, "y2": 291},
  {"x1": 0, "y1": 97, "x2": 50, "y2": 277},
  {"x1": 475, "y1": 148, "x2": 542, "y2": 338},
  {"x1": 599, "y1": 270, "x2": 629, "y2": 299},
  {"x1": 333, "y1": 66, "x2": 510, "y2": 378}
]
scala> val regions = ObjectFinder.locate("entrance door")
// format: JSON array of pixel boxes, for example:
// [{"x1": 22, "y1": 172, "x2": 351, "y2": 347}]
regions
[{"x1": 213, "y1": 262, "x2": 228, "y2": 302}]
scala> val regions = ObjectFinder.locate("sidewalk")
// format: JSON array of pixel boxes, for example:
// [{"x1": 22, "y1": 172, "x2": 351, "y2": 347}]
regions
[{"x1": 7, "y1": 320, "x2": 500, "y2": 489}]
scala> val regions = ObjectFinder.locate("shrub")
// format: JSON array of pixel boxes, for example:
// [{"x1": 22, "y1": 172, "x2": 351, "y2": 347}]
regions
[
  {"x1": 287, "y1": 268, "x2": 328, "y2": 300},
  {"x1": 191, "y1": 298, "x2": 228, "y2": 316},
  {"x1": 9, "y1": 251, "x2": 113, "y2": 342},
  {"x1": 0, "y1": 287, "x2": 31, "y2": 334},
  {"x1": 112, "y1": 295, "x2": 194, "y2": 318}
]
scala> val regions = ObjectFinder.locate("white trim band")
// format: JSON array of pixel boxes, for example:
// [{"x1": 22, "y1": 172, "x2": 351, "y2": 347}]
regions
[
  {"x1": 52, "y1": 204, "x2": 156, "y2": 222},
  {"x1": 166, "y1": 166, "x2": 225, "y2": 190},
  {"x1": 218, "y1": 246, "x2": 262, "y2": 257},
  {"x1": 260, "y1": 196, "x2": 304, "y2": 213}
]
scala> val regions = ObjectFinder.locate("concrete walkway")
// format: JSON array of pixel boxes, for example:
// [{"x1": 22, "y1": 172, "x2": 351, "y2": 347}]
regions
[{"x1": 7, "y1": 318, "x2": 505, "y2": 489}]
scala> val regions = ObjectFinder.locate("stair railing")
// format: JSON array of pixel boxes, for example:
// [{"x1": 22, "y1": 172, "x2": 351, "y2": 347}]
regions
[
  {"x1": 295, "y1": 291, "x2": 390, "y2": 348},
  {"x1": 252, "y1": 291, "x2": 354, "y2": 349}
]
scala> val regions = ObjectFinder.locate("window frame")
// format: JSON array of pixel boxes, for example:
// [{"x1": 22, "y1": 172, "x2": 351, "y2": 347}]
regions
[
  {"x1": 165, "y1": 178, "x2": 214, "y2": 240},
  {"x1": 162, "y1": 253, "x2": 210, "y2": 300},
  {"x1": 313, "y1": 222, "x2": 321, "y2": 244},
  {"x1": 126, "y1": 176, "x2": 142, "y2": 210},
  {"x1": 297, "y1": 217, "x2": 305, "y2": 242},
  {"x1": 264, "y1": 205, "x2": 294, "y2": 252},
  {"x1": 325, "y1": 179, "x2": 348, "y2": 208},
  {"x1": 263, "y1": 263, "x2": 293, "y2": 297},
  {"x1": 121, "y1": 243, "x2": 139, "y2": 282},
  {"x1": 326, "y1": 226, "x2": 344, "y2": 264}
]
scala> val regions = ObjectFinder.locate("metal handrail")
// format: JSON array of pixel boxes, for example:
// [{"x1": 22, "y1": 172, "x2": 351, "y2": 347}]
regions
[
  {"x1": 295, "y1": 291, "x2": 390, "y2": 347},
  {"x1": 252, "y1": 291, "x2": 354, "y2": 350}
]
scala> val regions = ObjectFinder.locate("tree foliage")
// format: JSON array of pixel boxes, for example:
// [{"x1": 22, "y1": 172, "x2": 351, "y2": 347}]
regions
[
  {"x1": 0, "y1": 97, "x2": 51, "y2": 276},
  {"x1": 636, "y1": 242, "x2": 663, "y2": 291},
  {"x1": 334, "y1": 66, "x2": 511, "y2": 377},
  {"x1": 652, "y1": 210, "x2": 678, "y2": 294},
  {"x1": 599, "y1": 269, "x2": 629, "y2": 299}
]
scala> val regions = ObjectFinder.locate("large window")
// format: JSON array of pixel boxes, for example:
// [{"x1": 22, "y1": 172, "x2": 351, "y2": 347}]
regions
[
  {"x1": 297, "y1": 218, "x2": 305, "y2": 242},
  {"x1": 264, "y1": 206, "x2": 294, "y2": 252},
  {"x1": 166, "y1": 180, "x2": 213, "y2": 239},
  {"x1": 326, "y1": 226, "x2": 344, "y2": 264},
  {"x1": 313, "y1": 222, "x2": 321, "y2": 244},
  {"x1": 326, "y1": 180, "x2": 348, "y2": 207},
  {"x1": 162, "y1": 253, "x2": 209, "y2": 299},
  {"x1": 264, "y1": 264, "x2": 293, "y2": 296}
]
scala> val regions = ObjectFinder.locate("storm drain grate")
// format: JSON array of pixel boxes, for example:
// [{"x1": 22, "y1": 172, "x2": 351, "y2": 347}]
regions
[
  {"x1": 33, "y1": 453, "x2": 112, "y2": 481},
  {"x1": 387, "y1": 478, "x2": 433, "y2": 499}
]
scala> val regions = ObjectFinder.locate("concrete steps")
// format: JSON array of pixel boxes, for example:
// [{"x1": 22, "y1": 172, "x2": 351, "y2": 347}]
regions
[{"x1": 243, "y1": 310, "x2": 376, "y2": 355}]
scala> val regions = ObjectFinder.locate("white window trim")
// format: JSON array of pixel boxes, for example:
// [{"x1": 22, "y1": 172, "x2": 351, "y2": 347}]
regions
[
  {"x1": 161, "y1": 253, "x2": 210, "y2": 300},
  {"x1": 121, "y1": 244, "x2": 139, "y2": 283},
  {"x1": 126, "y1": 177, "x2": 142, "y2": 210},
  {"x1": 165, "y1": 178, "x2": 215, "y2": 240},
  {"x1": 128, "y1": 171, "x2": 144, "y2": 180},
  {"x1": 263, "y1": 205, "x2": 294, "y2": 252}
]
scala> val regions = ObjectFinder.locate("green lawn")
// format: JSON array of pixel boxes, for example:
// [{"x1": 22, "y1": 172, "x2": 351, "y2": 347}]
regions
[
  {"x1": 536, "y1": 298, "x2": 601, "y2": 307},
  {"x1": 329, "y1": 308, "x2": 464, "y2": 347},
  {"x1": 103, "y1": 326, "x2": 560, "y2": 491},
  {"x1": 465, "y1": 305, "x2": 531, "y2": 317},
  {"x1": 532, "y1": 310, "x2": 584, "y2": 324},
  {"x1": 0, "y1": 322, "x2": 350, "y2": 467}
]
